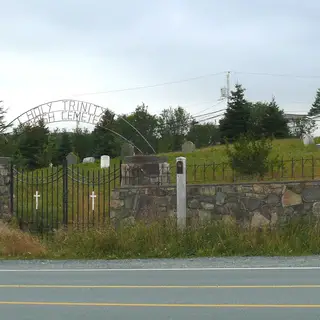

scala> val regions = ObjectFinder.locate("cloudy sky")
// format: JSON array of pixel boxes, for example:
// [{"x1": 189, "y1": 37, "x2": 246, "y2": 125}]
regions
[{"x1": 1, "y1": 0, "x2": 319, "y2": 130}]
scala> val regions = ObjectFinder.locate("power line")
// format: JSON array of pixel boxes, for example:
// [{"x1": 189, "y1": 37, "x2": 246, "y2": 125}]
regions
[
  {"x1": 72, "y1": 71, "x2": 226, "y2": 97},
  {"x1": 70, "y1": 70, "x2": 320, "y2": 98},
  {"x1": 233, "y1": 71, "x2": 320, "y2": 79},
  {"x1": 193, "y1": 109, "x2": 226, "y2": 119},
  {"x1": 192, "y1": 99, "x2": 225, "y2": 116}
]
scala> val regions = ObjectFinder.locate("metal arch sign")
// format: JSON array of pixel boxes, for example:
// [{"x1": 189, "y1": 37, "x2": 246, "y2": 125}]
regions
[
  {"x1": 9, "y1": 99, "x2": 112, "y2": 127},
  {"x1": 5, "y1": 99, "x2": 156, "y2": 154}
]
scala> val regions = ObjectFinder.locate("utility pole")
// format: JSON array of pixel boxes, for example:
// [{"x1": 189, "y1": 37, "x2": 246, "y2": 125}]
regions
[{"x1": 226, "y1": 71, "x2": 230, "y2": 105}]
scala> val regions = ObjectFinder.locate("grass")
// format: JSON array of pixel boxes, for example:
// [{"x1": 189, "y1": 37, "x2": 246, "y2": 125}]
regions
[{"x1": 2, "y1": 216, "x2": 320, "y2": 259}]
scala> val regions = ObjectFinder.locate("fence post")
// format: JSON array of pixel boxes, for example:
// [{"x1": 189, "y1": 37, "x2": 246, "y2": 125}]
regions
[
  {"x1": 176, "y1": 157, "x2": 186, "y2": 230},
  {"x1": 62, "y1": 160, "x2": 69, "y2": 227}
]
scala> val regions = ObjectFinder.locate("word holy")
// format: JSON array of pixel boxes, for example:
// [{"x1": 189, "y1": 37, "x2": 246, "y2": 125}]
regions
[{"x1": 20, "y1": 100, "x2": 113, "y2": 126}]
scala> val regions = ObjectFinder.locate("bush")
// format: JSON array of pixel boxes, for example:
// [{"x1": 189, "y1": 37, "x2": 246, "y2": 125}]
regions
[{"x1": 225, "y1": 134, "x2": 273, "y2": 178}]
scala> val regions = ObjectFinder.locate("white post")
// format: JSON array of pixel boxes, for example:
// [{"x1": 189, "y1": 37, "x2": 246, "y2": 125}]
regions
[
  {"x1": 34, "y1": 191, "x2": 40, "y2": 210},
  {"x1": 90, "y1": 191, "x2": 97, "y2": 211},
  {"x1": 176, "y1": 157, "x2": 187, "y2": 230}
]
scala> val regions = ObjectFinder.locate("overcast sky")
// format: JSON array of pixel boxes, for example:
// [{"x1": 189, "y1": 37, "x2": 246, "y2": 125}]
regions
[{"x1": 1, "y1": 0, "x2": 319, "y2": 131}]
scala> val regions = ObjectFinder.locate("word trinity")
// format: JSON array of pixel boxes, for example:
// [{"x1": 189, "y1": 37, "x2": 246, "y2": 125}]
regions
[{"x1": 21, "y1": 100, "x2": 113, "y2": 126}]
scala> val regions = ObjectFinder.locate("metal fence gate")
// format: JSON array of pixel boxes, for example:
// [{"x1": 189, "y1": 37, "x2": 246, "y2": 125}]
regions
[{"x1": 11, "y1": 161, "x2": 121, "y2": 234}]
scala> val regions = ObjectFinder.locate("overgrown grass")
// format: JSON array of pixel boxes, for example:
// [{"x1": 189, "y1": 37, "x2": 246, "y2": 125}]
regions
[
  {"x1": 0, "y1": 221, "x2": 46, "y2": 258},
  {"x1": 2, "y1": 216, "x2": 320, "y2": 259}
]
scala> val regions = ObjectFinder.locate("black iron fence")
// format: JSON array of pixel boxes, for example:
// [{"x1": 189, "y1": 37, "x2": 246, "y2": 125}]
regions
[
  {"x1": 179, "y1": 157, "x2": 320, "y2": 184},
  {"x1": 120, "y1": 157, "x2": 320, "y2": 185},
  {"x1": 11, "y1": 161, "x2": 122, "y2": 234}
]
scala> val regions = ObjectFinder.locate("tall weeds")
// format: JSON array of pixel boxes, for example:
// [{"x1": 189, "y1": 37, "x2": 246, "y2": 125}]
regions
[{"x1": 46, "y1": 217, "x2": 320, "y2": 259}]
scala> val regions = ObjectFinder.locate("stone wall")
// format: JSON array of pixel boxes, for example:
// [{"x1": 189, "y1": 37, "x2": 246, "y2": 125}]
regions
[
  {"x1": 110, "y1": 180, "x2": 320, "y2": 227},
  {"x1": 0, "y1": 157, "x2": 12, "y2": 220}
]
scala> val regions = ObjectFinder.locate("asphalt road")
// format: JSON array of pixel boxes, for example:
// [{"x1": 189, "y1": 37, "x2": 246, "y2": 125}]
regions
[{"x1": 1, "y1": 257, "x2": 320, "y2": 319}]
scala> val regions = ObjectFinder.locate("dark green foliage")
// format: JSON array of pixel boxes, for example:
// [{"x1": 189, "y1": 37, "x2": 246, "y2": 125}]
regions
[
  {"x1": 226, "y1": 134, "x2": 273, "y2": 178},
  {"x1": 157, "y1": 106, "x2": 193, "y2": 152},
  {"x1": 219, "y1": 84, "x2": 251, "y2": 142},
  {"x1": 260, "y1": 97, "x2": 290, "y2": 138},
  {"x1": 187, "y1": 122, "x2": 220, "y2": 148},
  {"x1": 13, "y1": 119, "x2": 50, "y2": 169},
  {"x1": 308, "y1": 88, "x2": 320, "y2": 116},
  {"x1": 55, "y1": 130, "x2": 72, "y2": 164},
  {"x1": 91, "y1": 109, "x2": 119, "y2": 158},
  {"x1": 115, "y1": 103, "x2": 159, "y2": 154},
  {"x1": 72, "y1": 128, "x2": 93, "y2": 160},
  {"x1": 290, "y1": 117, "x2": 316, "y2": 138}
]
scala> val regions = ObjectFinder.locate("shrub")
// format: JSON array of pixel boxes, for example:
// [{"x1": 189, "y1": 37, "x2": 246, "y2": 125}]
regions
[{"x1": 225, "y1": 133, "x2": 273, "y2": 178}]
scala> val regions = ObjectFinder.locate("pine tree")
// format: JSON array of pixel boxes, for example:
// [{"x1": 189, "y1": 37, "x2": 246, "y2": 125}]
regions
[
  {"x1": 15, "y1": 119, "x2": 50, "y2": 169},
  {"x1": 56, "y1": 130, "x2": 72, "y2": 164},
  {"x1": 219, "y1": 84, "x2": 251, "y2": 142},
  {"x1": 308, "y1": 88, "x2": 320, "y2": 116},
  {"x1": 92, "y1": 109, "x2": 118, "y2": 157},
  {"x1": 260, "y1": 97, "x2": 289, "y2": 138}
]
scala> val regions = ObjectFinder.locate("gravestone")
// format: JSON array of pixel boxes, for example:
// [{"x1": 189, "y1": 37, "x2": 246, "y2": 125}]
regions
[
  {"x1": 66, "y1": 153, "x2": 78, "y2": 165},
  {"x1": 182, "y1": 141, "x2": 195, "y2": 153},
  {"x1": 121, "y1": 143, "x2": 135, "y2": 160},
  {"x1": 302, "y1": 133, "x2": 314, "y2": 145},
  {"x1": 100, "y1": 155, "x2": 110, "y2": 169},
  {"x1": 82, "y1": 157, "x2": 95, "y2": 164},
  {"x1": 121, "y1": 155, "x2": 170, "y2": 186}
]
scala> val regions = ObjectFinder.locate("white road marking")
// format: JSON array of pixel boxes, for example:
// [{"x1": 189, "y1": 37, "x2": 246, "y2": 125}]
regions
[{"x1": 0, "y1": 267, "x2": 319, "y2": 272}]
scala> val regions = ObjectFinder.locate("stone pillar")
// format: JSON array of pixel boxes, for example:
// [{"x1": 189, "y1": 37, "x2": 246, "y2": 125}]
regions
[
  {"x1": 121, "y1": 155, "x2": 170, "y2": 186},
  {"x1": 0, "y1": 157, "x2": 12, "y2": 221}
]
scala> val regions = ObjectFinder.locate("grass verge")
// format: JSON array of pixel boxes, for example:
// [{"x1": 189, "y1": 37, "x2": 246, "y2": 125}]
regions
[{"x1": 1, "y1": 216, "x2": 320, "y2": 259}]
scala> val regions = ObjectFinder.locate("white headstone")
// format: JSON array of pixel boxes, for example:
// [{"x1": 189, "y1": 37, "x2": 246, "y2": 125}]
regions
[
  {"x1": 302, "y1": 133, "x2": 314, "y2": 145},
  {"x1": 83, "y1": 157, "x2": 95, "y2": 163},
  {"x1": 100, "y1": 155, "x2": 110, "y2": 169}
]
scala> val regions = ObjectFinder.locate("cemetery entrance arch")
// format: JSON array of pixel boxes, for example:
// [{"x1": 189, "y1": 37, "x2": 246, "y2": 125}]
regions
[
  {"x1": 5, "y1": 99, "x2": 156, "y2": 154},
  {"x1": 7, "y1": 99, "x2": 156, "y2": 234}
]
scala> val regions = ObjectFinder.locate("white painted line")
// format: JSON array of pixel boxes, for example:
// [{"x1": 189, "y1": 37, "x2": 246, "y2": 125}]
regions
[{"x1": 0, "y1": 267, "x2": 319, "y2": 272}]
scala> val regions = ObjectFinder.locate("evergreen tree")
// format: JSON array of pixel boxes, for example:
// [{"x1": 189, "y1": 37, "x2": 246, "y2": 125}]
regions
[
  {"x1": 72, "y1": 128, "x2": 92, "y2": 161},
  {"x1": 56, "y1": 130, "x2": 72, "y2": 164},
  {"x1": 260, "y1": 97, "x2": 289, "y2": 138},
  {"x1": 0, "y1": 101, "x2": 13, "y2": 156},
  {"x1": 308, "y1": 88, "x2": 320, "y2": 116},
  {"x1": 219, "y1": 84, "x2": 251, "y2": 142},
  {"x1": 92, "y1": 109, "x2": 118, "y2": 157},
  {"x1": 14, "y1": 119, "x2": 50, "y2": 169}
]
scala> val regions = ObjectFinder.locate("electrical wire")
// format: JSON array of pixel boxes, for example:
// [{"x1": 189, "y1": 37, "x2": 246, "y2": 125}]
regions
[
  {"x1": 72, "y1": 71, "x2": 227, "y2": 97},
  {"x1": 232, "y1": 71, "x2": 320, "y2": 79}
]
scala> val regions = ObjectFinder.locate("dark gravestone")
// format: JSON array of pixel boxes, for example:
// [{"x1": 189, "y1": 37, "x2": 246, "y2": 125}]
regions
[
  {"x1": 66, "y1": 152, "x2": 78, "y2": 166},
  {"x1": 121, "y1": 155, "x2": 170, "y2": 186}
]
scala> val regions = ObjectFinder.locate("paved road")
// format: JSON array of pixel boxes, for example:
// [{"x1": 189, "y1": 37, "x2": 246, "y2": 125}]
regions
[{"x1": 1, "y1": 257, "x2": 320, "y2": 319}]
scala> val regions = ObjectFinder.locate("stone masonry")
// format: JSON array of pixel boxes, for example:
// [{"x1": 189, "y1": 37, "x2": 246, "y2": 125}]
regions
[
  {"x1": 0, "y1": 157, "x2": 12, "y2": 221},
  {"x1": 110, "y1": 180, "x2": 320, "y2": 227}
]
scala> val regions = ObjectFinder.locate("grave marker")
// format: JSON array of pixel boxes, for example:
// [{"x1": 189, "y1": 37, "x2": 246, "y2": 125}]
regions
[{"x1": 182, "y1": 141, "x2": 195, "y2": 153}]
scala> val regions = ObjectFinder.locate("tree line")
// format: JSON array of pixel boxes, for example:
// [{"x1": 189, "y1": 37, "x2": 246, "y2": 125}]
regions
[{"x1": 0, "y1": 83, "x2": 319, "y2": 170}]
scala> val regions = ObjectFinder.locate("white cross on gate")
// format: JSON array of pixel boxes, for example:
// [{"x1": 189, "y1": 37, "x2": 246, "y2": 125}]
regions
[
  {"x1": 34, "y1": 191, "x2": 40, "y2": 210},
  {"x1": 90, "y1": 191, "x2": 97, "y2": 211}
]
